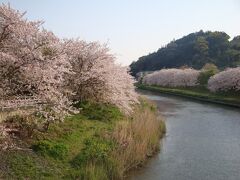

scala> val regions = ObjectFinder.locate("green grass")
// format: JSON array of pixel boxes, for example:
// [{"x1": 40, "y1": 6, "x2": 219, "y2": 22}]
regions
[
  {"x1": 137, "y1": 84, "x2": 240, "y2": 107},
  {"x1": 0, "y1": 100, "x2": 165, "y2": 179},
  {"x1": 0, "y1": 103, "x2": 117, "y2": 179}
]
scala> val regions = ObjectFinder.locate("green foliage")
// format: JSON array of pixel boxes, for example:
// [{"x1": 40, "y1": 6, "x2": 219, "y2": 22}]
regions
[
  {"x1": 78, "y1": 101, "x2": 123, "y2": 121},
  {"x1": 194, "y1": 37, "x2": 209, "y2": 56},
  {"x1": 130, "y1": 30, "x2": 240, "y2": 76},
  {"x1": 32, "y1": 140, "x2": 68, "y2": 160},
  {"x1": 198, "y1": 63, "x2": 219, "y2": 85},
  {"x1": 201, "y1": 63, "x2": 219, "y2": 73},
  {"x1": 71, "y1": 138, "x2": 113, "y2": 168},
  {"x1": 231, "y1": 36, "x2": 240, "y2": 50},
  {"x1": 198, "y1": 71, "x2": 213, "y2": 85}
]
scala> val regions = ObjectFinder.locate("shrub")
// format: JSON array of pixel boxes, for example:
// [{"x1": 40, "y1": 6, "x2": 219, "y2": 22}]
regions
[{"x1": 198, "y1": 63, "x2": 219, "y2": 85}]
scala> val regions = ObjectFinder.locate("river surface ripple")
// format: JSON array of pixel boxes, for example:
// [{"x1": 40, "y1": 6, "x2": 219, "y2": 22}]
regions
[{"x1": 131, "y1": 90, "x2": 240, "y2": 180}]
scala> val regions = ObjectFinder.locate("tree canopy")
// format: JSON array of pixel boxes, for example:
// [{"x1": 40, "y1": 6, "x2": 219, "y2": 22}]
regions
[
  {"x1": 130, "y1": 30, "x2": 240, "y2": 76},
  {"x1": 0, "y1": 4, "x2": 138, "y2": 126}
]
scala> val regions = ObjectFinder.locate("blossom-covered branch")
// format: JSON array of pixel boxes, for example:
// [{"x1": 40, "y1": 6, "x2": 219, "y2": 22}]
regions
[{"x1": 64, "y1": 40, "x2": 138, "y2": 113}]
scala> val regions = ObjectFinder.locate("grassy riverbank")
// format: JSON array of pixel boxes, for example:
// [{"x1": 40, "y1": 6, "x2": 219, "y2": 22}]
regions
[
  {"x1": 137, "y1": 84, "x2": 240, "y2": 107},
  {"x1": 0, "y1": 98, "x2": 165, "y2": 180}
]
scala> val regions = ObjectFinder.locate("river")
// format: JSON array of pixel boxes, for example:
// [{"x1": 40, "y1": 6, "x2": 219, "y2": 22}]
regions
[{"x1": 131, "y1": 90, "x2": 240, "y2": 180}]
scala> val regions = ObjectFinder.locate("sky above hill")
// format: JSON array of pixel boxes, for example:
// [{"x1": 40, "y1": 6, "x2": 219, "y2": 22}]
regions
[{"x1": 1, "y1": 0, "x2": 240, "y2": 65}]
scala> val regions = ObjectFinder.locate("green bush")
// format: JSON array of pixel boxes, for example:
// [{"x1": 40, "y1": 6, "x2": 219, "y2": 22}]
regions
[
  {"x1": 32, "y1": 140, "x2": 68, "y2": 160},
  {"x1": 198, "y1": 70, "x2": 214, "y2": 85},
  {"x1": 198, "y1": 63, "x2": 219, "y2": 85},
  {"x1": 49, "y1": 144, "x2": 68, "y2": 159}
]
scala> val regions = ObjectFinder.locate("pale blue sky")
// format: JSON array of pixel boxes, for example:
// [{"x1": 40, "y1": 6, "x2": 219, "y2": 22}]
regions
[{"x1": 1, "y1": 0, "x2": 240, "y2": 65}]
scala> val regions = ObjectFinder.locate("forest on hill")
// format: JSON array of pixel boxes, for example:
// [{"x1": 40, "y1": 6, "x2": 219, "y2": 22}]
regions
[{"x1": 130, "y1": 30, "x2": 240, "y2": 76}]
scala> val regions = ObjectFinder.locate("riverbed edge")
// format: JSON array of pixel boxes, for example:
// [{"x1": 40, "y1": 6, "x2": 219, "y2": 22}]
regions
[{"x1": 137, "y1": 84, "x2": 240, "y2": 108}]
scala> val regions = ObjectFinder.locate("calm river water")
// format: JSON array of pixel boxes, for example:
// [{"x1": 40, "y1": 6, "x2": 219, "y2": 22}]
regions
[{"x1": 131, "y1": 90, "x2": 240, "y2": 180}]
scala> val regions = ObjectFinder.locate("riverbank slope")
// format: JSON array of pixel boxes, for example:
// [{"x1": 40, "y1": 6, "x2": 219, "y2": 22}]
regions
[{"x1": 0, "y1": 98, "x2": 165, "y2": 179}]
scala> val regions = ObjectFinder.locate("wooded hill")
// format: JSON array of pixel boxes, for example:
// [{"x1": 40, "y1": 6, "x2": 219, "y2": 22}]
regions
[{"x1": 130, "y1": 30, "x2": 240, "y2": 76}]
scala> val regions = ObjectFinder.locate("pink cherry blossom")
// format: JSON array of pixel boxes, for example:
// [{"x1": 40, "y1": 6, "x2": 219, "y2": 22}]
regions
[
  {"x1": 143, "y1": 68, "x2": 200, "y2": 87},
  {"x1": 63, "y1": 39, "x2": 138, "y2": 114},
  {"x1": 0, "y1": 4, "x2": 74, "y2": 123},
  {"x1": 0, "y1": 3, "x2": 138, "y2": 125},
  {"x1": 208, "y1": 67, "x2": 240, "y2": 92}
]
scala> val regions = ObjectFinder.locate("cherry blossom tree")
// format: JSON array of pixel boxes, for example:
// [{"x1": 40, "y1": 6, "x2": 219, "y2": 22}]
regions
[
  {"x1": 208, "y1": 67, "x2": 240, "y2": 92},
  {"x1": 0, "y1": 4, "x2": 74, "y2": 125},
  {"x1": 0, "y1": 2, "x2": 139, "y2": 128},
  {"x1": 63, "y1": 39, "x2": 138, "y2": 113},
  {"x1": 143, "y1": 68, "x2": 200, "y2": 87}
]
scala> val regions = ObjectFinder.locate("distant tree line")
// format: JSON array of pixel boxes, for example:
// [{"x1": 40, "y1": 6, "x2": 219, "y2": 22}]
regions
[
  {"x1": 142, "y1": 65, "x2": 240, "y2": 93},
  {"x1": 130, "y1": 30, "x2": 240, "y2": 76}
]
